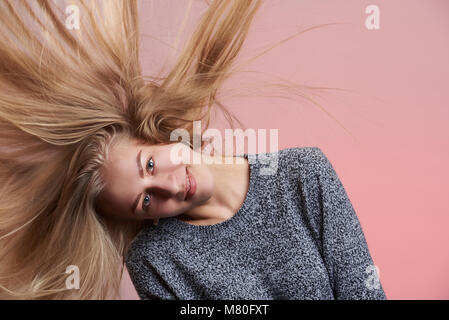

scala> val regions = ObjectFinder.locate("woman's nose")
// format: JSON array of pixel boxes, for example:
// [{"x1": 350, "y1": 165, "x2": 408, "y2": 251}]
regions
[{"x1": 146, "y1": 172, "x2": 184, "y2": 199}]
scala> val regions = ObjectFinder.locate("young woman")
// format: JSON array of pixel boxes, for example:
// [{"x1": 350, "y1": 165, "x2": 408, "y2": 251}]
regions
[{"x1": 0, "y1": 0, "x2": 386, "y2": 299}]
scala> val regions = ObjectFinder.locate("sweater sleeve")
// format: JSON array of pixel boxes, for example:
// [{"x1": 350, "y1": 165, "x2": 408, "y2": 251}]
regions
[{"x1": 310, "y1": 148, "x2": 387, "y2": 300}]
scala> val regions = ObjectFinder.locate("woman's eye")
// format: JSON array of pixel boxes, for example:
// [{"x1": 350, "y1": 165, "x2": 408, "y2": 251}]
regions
[
  {"x1": 143, "y1": 157, "x2": 154, "y2": 210},
  {"x1": 143, "y1": 194, "x2": 151, "y2": 210},
  {"x1": 147, "y1": 157, "x2": 154, "y2": 172}
]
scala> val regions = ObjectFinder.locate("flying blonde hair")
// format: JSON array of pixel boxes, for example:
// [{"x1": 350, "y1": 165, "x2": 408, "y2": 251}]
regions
[{"x1": 0, "y1": 0, "x2": 347, "y2": 299}]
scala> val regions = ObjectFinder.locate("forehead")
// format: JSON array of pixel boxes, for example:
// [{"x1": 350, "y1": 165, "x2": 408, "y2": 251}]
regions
[
  {"x1": 103, "y1": 137, "x2": 140, "y2": 183},
  {"x1": 97, "y1": 138, "x2": 141, "y2": 216}
]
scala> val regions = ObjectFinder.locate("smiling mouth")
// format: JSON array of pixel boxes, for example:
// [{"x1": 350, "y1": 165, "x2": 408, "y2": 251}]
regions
[{"x1": 184, "y1": 167, "x2": 196, "y2": 200}]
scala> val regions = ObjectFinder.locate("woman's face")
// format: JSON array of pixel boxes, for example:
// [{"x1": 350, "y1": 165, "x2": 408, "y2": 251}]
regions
[{"x1": 96, "y1": 136, "x2": 214, "y2": 221}]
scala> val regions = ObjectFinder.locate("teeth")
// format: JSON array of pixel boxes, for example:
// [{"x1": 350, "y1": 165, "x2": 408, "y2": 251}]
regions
[{"x1": 186, "y1": 172, "x2": 190, "y2": 196}]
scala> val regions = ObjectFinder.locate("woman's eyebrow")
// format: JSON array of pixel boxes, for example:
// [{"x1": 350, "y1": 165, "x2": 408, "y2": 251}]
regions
[
  {"x1": 137, "y1": 149, "x2": 144, "y2": 178},
  {"x1": 131, "y1": 149, "x2": 144, "y2": 214}
]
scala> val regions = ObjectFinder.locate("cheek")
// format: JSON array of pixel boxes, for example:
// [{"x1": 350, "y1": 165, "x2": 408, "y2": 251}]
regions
[
  {"x1": 196, "y1": 174, "x2": 215, "y2": 204},
  {"x1": 155, "y1": 198, "x2": 189, "y2": 216},
  {"x1": 191, "y1": 165, "x2": 214, "y2": 195}
]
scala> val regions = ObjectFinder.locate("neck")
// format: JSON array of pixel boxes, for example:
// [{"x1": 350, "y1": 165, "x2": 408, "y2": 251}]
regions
[{"x1": 178, "y1": 152, "x2": 250, "y2": 226}]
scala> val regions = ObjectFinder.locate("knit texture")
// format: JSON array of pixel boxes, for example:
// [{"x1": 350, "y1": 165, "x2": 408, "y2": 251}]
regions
[{"x1": 125, "y1": 147, "x2": 387, "y2": 300}]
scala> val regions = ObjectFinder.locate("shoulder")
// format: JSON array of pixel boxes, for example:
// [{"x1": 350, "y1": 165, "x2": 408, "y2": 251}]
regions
[
  {"x1": 277, "y1": 146, "x2": 327, "y2": 166},
  {"x1": 244, "y1": 147, "x2": 331, "y2": 196},
  {"x1": 278, "y1": 147, "x2": 342, "y2": 191},
  {"x1": 253, "y1": 146, "x2": 328, "y2": 178}
]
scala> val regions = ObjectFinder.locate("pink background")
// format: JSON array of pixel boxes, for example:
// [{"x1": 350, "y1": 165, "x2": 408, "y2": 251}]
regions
[{"x1": 119, "y1": 0, "x2": 449, "y2": 299}]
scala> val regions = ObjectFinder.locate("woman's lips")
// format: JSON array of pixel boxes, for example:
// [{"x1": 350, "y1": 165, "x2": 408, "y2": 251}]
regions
[{"x1": 185, "y1": 167, "x2": 196, "y2": 200}]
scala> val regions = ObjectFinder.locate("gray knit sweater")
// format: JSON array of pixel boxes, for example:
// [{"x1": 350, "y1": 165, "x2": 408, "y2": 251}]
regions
[{"x1": 125, "y1": 147, "x2": 387, "y2": 300}]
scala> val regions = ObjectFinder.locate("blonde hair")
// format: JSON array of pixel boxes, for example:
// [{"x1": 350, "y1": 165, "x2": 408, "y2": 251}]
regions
[{"x1": 0, "y1": 0, "x2": 347, "y2": 299}]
